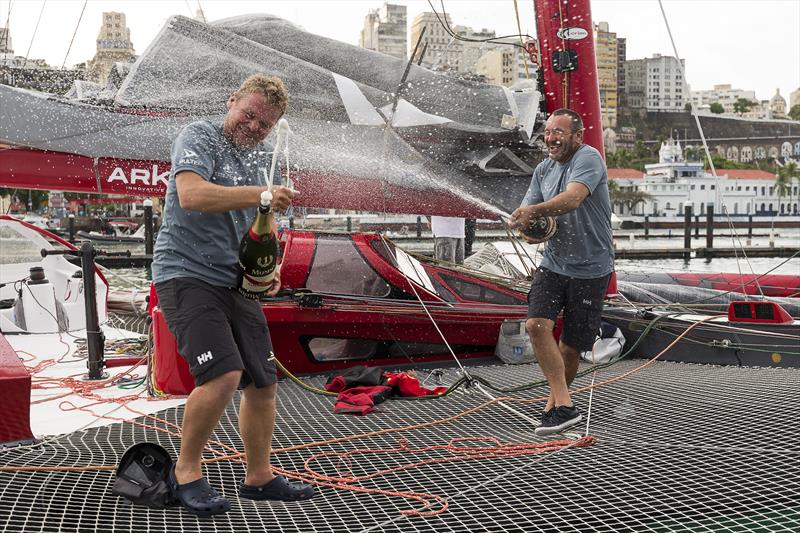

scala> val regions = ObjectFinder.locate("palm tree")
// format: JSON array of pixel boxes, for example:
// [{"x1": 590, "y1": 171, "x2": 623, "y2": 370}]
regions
[{"x1": 775, "y1": 161, "x2": 798, "y2": 215}]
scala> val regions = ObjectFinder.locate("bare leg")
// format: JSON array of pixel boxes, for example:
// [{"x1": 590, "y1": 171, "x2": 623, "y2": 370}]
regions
[
  {"x1": 239, "y1": 383, "x2": 278, "y2": 486},
  {"x1": 526, "y1": 318, "x2": 572, "y2": 411},
  {"x1": 560, "y1": 340, "x2": 581, "y2": 387},
  {"x1": 540, "y1": 341, "x2": 582, "y2": 412},
  {"x1": 174, "y1": 369, "x2": 242, "y2": 485}
]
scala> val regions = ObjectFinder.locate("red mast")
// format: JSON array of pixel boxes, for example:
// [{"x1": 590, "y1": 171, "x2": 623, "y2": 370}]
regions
[{"x1": 534, "y1": 0, "x2": 605, "y2": 158}]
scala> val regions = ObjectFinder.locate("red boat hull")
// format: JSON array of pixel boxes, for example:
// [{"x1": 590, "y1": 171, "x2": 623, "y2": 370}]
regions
[{"x1": 151, "y1": 231, "x2": 528, "y2": 395}]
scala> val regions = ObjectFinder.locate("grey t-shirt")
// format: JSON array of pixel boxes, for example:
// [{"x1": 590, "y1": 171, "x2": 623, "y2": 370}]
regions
[
  {"x1": 520, "y1": 144, "x2": 614, "y2": 279},
  {"x1": 152, "y1": 120, "x2": 280, "y2": 287}
]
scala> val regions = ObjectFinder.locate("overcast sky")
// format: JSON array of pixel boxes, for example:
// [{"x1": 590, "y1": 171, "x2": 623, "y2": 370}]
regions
[{"x1": 2, "y1": 0, "x2": 798, "y2": 102}]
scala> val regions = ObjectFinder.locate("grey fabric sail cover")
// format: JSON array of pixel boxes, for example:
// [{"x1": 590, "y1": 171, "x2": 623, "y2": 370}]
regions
[{"x1": 0, "y1": 14, "x2": 545, "y2": 215}]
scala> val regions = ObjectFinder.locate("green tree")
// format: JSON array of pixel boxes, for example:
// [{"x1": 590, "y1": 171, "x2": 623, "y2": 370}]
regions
[
  {"x1": 709, "y1": 102, "x2": 725, "y2": 114},
  {"x1": 732, "y1": 98, "x2": 756, "y2": 115},
  {"x1": 775, "y1": 161, "x2": 798, "y2": 202},
  {"x1": 615, "y1": 189, "x2": 652, "y2": 215},
  {"x1": 684, "y1": 102, "x2": 693, "y2": 112},
  {"x1": 789, "y1": 104, "x2": 800, "y2": 121},
  {"x1": 685, "y1": 146, "x2": 704, "y2": 161},
  {"x1": 0, "y1": 188, "x2": 49, "y2": 211},
  {"x1": 633, "y1": 140, "x2": 650, "y2": 159}
]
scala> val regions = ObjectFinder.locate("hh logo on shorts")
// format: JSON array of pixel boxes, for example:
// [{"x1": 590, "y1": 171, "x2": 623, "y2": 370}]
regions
[
  {"x1": 582, "y1": 299, "x2": 593, "y2": 306},
  {"x1": 196, "y1": 350, "x2": 213, "y2": 365}
]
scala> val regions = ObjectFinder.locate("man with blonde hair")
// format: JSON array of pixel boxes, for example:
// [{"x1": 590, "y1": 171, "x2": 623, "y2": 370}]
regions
[{"x1": 153, "y1": 74, "x2": 314, "y2": 517}]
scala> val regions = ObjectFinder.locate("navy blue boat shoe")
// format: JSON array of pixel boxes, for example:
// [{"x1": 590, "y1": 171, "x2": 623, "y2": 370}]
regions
[{"x1": 535, "y1": 405, "x2": 582, "y2": 436}]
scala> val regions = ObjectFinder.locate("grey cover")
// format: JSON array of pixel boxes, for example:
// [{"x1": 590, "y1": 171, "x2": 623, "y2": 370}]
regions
[{"x1": 0, "y1": 14, "x2": 546, "y2": 215}]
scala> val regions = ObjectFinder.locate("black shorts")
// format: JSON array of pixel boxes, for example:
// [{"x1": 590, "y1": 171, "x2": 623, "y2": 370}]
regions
[
  {"x1": 155, "y1": 277, "x2": 277, "y2": 388},
  {"x1": 527, "y1": 267, "x2": 612, "y2": 352}
]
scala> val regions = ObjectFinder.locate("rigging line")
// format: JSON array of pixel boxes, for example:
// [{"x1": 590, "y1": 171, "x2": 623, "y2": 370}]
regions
[
  {"x1": 23, "y1": 0, "x2": 46, "y2": 67},
  {"x1": 61, "y1": 0, "x2": 87, "y2": 69},
  {"x1": 555, "y1": 0, "x2": 569, "y2": 106},
  {"x1": 512, "y1": 0, "x2": 530, "y2": 79},
  {"x1": 195, "y1": 0, "x2": 207, "y2": 23},
  {"x1": 379, "y1": 235, "x2": 469, "y2": 376},
  {"x1": 500, "y1": 213, "x2": 539, "y2": 276},
  {"x1": 657, "y1": 0, "x2": 765, "y2": 294},
  {"x1": 426, "y1": 0, "x2": 532, "y2": 50},
  {"x1": 2, "y1": 0, "x2": 10, "y2": 52}
]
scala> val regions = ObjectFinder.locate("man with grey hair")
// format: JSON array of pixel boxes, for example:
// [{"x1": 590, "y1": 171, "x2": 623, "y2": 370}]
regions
[
  {"x1": 153, "y1": 74, "x2": 314, "y2": 516},
  {"x1": 510, "y1": 108, "x2": 614, "y2": 436}
]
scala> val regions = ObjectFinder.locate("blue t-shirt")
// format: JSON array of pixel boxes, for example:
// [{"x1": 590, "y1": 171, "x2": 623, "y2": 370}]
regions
[
  {"x1": 152, "y1": 121, "x2": 281, "y2": 287},
  {"x1": 520, "y1": 144, "x2": 614, "y2": 279}
]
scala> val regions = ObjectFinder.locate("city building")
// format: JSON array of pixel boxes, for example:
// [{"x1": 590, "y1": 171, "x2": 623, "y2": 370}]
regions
[
  {"x1": 768, "y1": 88, "x2": 787, "y2": 119},
  {"x1": 359, "y1": 3, "x2": 407, "y2": 60},
  {"x1": 623, "y1": 59, "x2": 646, "y2": 109},
  {"x1": 617, "y1": 36, "x2": 626, "y2": 108},
  {"x1": 610, "y1": 138, "x2": 799, "y2": 217},
  {"x1": 0, "y1": 26, "x2": 12, "y2": 54},
  {"x1": 645, "y1": 54, "x2": 686, "y2": 111},
  {"x1": 410, "y1": 12, "x2": 462, "y2": 71},
  {"x1": 690, "y1": 84, "x2": 758, "y2": 115},
  {"x1": 472, "y1": 37, "x2": 536, "y2": 87},
  {"x1": 790, "y1": 88, "x2": 800, "y2": 110},
  {"x1": 0, "y1": 24, "x2": 82, "y2": 92},
  {"x1": 454, "y1": 25, "x2": 496, "y2": 74},
  {"x1": 594, "y1": 22, "x2": 619, "y2": 128},
  {"x1": 86, "y1": 12, "x2": 135, "y2": 85},
  {"x1": 475, "y1": 47, "x2": 515, "y2": 86}
]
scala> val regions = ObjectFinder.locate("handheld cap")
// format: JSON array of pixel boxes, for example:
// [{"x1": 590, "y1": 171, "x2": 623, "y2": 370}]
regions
[{"x1": 260, "y1": 190, "x2": 273, "y2": 208}]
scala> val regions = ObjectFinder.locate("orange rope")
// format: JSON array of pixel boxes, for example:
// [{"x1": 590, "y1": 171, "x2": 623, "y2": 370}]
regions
[{"x1": 0, "y1": 316, "x2": 720, "y2": 517}]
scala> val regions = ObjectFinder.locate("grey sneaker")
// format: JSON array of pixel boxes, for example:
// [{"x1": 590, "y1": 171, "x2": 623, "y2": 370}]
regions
[{"x1": 534, "y1": 405, "x2": 582, "y2": 436}]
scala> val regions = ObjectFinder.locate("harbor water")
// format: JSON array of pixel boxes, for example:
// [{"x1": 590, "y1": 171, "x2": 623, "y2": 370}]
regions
[{"x1": 2, "y1": 226, "x2": 797, "y2": 291}]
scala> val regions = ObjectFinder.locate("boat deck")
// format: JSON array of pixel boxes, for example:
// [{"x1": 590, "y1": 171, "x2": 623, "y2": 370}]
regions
[{"x1": 1, "y1": 359, "x2": 798, "y2": 532}]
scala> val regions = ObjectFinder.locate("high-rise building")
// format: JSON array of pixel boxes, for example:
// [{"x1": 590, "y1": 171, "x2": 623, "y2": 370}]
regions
[
  {"x1": 623, "y1": 59, "x2": 646, "y2": 109},
  {"x1": 617, "y1": 37, "x2": 626, "y2": 108},
  {"x1": 475, "y1": 48, "x2": 515, "y2": 86},
  {"x1": 594, "y1": 22, "x2": 618, "y2": 127},
  {"x1": 86, "y1": 12, "x2": 135, "y2": 85},
  {"x1": 359, "y1": 3, "x2": 407, "y2": 60},
  {"x1": 454, "y1": 25, "x2": 495, "y2": 74},
  {"x1": 473, "y1": 38, "x2": 536, "y2": 87},
  {"x1": 645, "y1": 54, "x2": 686, "y2": 111},
  {"x1": 410, "y1": 12, "x2": 462, "y2": 71}
]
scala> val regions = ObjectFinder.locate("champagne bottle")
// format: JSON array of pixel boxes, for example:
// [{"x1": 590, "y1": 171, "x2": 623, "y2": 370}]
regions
[
  {"x1": 237, "y1": 190, "x2": 278, "y2": 299},
  {"x1": 520, "y1": 215, "x2": 558, "y2": 241}
]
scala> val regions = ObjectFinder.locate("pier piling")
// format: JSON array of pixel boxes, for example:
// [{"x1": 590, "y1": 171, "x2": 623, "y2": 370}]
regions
[
  {"x1": 683, "y1": 203, "x2": 693, "y2": 261},
  {"x1": 705, "y1": 205, "x2": 714, "y2": 255}
]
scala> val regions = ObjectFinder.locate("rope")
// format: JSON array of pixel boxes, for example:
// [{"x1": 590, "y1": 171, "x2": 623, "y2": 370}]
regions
[
  {"x1": 512, "y1": 0, "x2": 531, "y2": 79},
  {"x1": 379, "y1": 235, "x2": 469, "y2": 378},
  {"x1": 0, "y1": 315, "x2": 721, "y2": 517},
  {"x1": 61, "y1": 0, "x2": 87, "y2": 69},
  {"x1": 23, "y1": 0, "x2": 46, "y2": 67},
  {"x1": 556, "y1": 0, "x2": 569, "y2": 106},
  {"x1": 657, "y1": 0, "x2": 766, "y2": 294}
]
